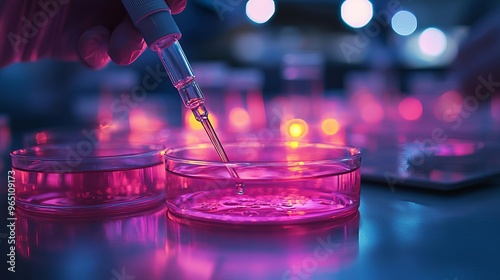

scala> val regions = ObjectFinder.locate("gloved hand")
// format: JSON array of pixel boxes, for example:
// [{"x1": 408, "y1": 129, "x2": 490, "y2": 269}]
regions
[{"x1": 0, "y1": 0, "x2": 186, "y2": 69}]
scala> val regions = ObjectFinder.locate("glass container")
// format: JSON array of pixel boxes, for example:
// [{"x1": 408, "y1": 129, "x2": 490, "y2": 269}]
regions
[
  {"x1": 11, "y1": 142, "x2": 166, "y2": 217},
  {"x1": 165, "y1": 142, "x2": 361, "y2": 225}
]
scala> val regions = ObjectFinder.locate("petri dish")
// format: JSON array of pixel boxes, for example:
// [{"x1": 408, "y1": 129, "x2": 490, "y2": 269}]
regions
[
  {"x1": 11, "y1": 142, "x2": 166, "y2": 217},
  {"x1": 164, "y1": 142, "x2": 362, "y2": 225}
]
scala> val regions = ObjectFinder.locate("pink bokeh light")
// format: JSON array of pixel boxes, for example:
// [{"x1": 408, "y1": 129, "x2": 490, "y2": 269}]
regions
[{"x1": 398, "y1": 97, "x2": 423, "y2": 121}]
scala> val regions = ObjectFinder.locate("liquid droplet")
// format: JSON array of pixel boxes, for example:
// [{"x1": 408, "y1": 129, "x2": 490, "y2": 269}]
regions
[{"x1": 236, "y1": 182, "x2": 245, "y2": 195}]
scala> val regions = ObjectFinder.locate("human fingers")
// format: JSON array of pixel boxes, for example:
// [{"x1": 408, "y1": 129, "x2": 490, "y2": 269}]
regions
[
  {"x1": 108, "y1": 18, "x2": 147, "y2": 66},
  {"x1": 78, "y1": 26, "x2": 112, "y2": 69},
  {"x1": 166, "y1": 0, "x2": 187, "y2": 14}
]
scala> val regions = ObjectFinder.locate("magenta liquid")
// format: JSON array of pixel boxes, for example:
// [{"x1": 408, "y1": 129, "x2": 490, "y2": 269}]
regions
[
  {"x1": 166, "y1": 167, "x2": 360, "y2": 225},
  {"x1": 13, "y1": 163, "x2": 165, "y2": 216}
]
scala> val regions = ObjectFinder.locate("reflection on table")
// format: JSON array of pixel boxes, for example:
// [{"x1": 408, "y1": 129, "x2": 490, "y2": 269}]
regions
[{"x1": 15, "y1": 206, "x2": 359, "y2": 280}]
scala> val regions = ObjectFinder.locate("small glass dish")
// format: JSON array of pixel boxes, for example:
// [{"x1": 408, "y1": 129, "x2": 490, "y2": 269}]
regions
[
  {"x1": 164, "y1": 142, "x2": 362, "y2": 225},
  {"x1": 11, "y1": 142, "x2": 166, "y2": 217}
]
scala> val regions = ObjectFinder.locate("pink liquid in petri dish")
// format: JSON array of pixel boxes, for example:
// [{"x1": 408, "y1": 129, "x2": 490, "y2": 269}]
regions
[
  {"x1": 14, "y1": 164, "x2": 164, "y2": 213},
  {"x1": 165, "y1": 142, "x2": 361, "y2": 225},
  {"x1": 11, "y1": 143, "x2": 166, "y2": 217},
  {"x1": 168, "y1": 169, "x2": 359, "y2": 224}
]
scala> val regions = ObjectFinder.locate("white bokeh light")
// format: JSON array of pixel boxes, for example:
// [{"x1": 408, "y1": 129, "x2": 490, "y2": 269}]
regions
[
  {"x1": 418, "y1": 27, "x2": 447, "y2": 56},
  {"x1": 391, "y1": 10, "x2": 417, "y2": 36},
  {"x1": 341, "y1": 0, "x2": 373, "y2": 28},
  {"x1": 246, "y1": 0, "x2": 275, "y2": 24}
]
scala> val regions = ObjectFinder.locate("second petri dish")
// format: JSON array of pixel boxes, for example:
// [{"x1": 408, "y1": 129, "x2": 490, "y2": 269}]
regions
[
  {"x1": 11, "y1": 142, "x2": 166, "y2": 218},
  {"x1": 165, "y1": 142, "x2": 362, "y2": 225}
]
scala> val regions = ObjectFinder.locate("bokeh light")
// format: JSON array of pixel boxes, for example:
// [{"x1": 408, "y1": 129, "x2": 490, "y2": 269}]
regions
[
  {"x1": 391, "y1": 10, "x2": 417, "y2": 36},
  {"x1": 229, "y1": 107, "x2": 251, "y2": 130},
  {"x1": 418, "y1": 27, "x2": 447, "y2": 56},
  {"x1": 35, "y1": 132, "x2": 48, "y2": 144},
  {"x1": 129, "y1": 109, "x2": 163, "y2": 133},
  {"x1": 286, "y1": 141, "x2": 300, "y2": 149},
  {"x1": 289, "y1": 124, "x2": 304, "y2": 137},
  {"x1": 350, "y1": 89, "x2": 376, "y2": 108},
  {"x1": 321, "y1": 119, "x2": 340, "y2": 135},
  {"x1": 398, "y1": 97, "x2": 423, "y2": 120},
  {"x1": 246, "y1": 0, "x2": 275, "y2": 24},
  {"x1": 434, "y1": 90, "x2": 463, "y2": 121},
  {"x1": 341, "y1": 0, "x2": 373, "y2": 28},
  {"x1": 360, "y1": 102, "x2": 384, "y2": 124},
  {"x1": 284, "y1": 119, "x2": 308, "y2": 138},
  {"x1": 185, "y1": 111, "x2": 218, "y2": 130}
]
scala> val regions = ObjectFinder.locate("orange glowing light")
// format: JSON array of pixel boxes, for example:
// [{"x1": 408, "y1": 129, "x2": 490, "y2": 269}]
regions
[
  {"x1": 185, "y1": 111, "x2": 218, "y2": 130},
  {"x1": 285, "y1": 119, "x2": 308, "y2": 138},
  {"x1": 229, "y1": 107, "x2": 251, "y2": 130},
  {"x1": 321, "y1": 119, "x2": 340, "y2": 135},
  {"x1": 289, "y1": 124, "x2": 303, "y2": 137},
  {"x1": 398, "y1": 97, "x2": 423, "y2": 120},
  {"x1": 35, "y1": 132, "x2": 48, "y2": 144},
  {"x1": 360, "y1": 102, "x2": 384, "y2": 124},
  {"x1": 286, "y1": 141, "x2": 300, "y2": 149}
]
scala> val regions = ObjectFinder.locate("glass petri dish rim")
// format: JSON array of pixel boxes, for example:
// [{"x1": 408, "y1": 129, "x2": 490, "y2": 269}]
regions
[
  {"x1": 11, "y1": 142, "x2": 165, "y2": 172},
  {"x1": 164, "y1": 141, "x2": 362, "y2": 168}
]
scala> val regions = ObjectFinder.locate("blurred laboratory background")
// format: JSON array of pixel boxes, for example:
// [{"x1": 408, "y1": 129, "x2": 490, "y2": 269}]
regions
[
  {"x1": 1, "y1": 0, "x2": 500, "y2": 172},
  {"x1": 3, "y1": 2, "x2": 500, "y2": 279}
]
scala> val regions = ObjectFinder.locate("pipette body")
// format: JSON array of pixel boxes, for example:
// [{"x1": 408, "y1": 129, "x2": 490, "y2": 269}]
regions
[
  {"x1": 153, "y1": 38, "x2": 209, "y2": 123},
  {"x1": 121, "y1": 0, "x2": 244, "y2": 192},
  {"x1": 153, "y1": 38, "x2": 242, "y2": 185}
]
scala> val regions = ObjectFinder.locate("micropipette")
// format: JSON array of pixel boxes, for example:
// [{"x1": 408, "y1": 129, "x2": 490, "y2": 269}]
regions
[{"x1": 121, "y1": 0, "x2": 244, "y2": 194}]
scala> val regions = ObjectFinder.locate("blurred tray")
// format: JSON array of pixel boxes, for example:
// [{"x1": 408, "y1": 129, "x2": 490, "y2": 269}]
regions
[{"x1": 359, "y1": 138, "x2": 500, "y2": 191}]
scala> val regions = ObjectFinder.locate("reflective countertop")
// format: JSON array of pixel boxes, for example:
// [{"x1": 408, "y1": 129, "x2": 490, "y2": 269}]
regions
[{"x1": 1, "y1": 178, "x2": 499, "y2": 280}]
